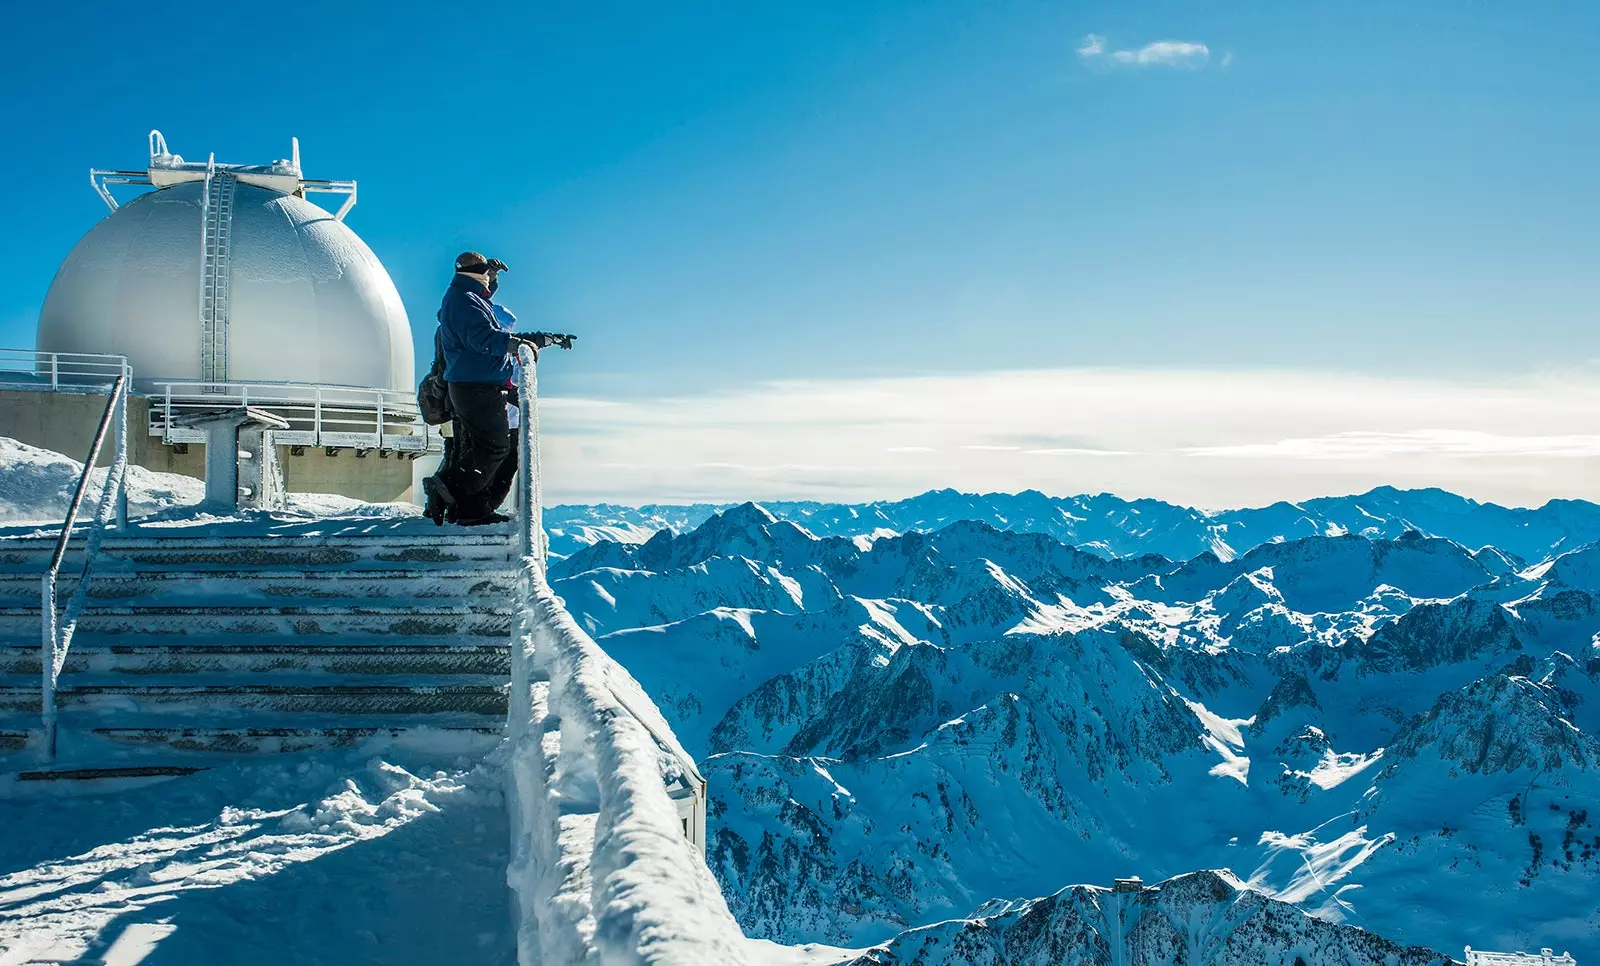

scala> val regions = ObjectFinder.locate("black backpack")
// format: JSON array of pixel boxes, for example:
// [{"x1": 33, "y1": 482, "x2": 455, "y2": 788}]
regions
[{"x1": 418, "y1": 329, "x2": 453, "y2": 425}]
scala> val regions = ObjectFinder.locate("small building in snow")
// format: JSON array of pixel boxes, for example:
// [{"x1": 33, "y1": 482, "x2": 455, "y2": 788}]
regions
[{"x1": 1465, "y1": 947, "x2": 1577, "y2": 966}]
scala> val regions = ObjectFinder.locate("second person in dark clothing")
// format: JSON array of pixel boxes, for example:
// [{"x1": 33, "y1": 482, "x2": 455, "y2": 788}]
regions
[{"x1": 423, "y1": 251, "x2": 517, "y2": 526}]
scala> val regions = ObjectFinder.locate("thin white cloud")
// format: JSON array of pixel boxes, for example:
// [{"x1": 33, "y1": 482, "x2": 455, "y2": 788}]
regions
[
  {"x1": 1112, "y1": 41, "x2": 1210, "y2": 67},
  {"x1": 1024, "y1": 447, "x2": 1135, "y2": 457},
  {"x1": 1079, "y1": 34, "x2": 1212, "y2": 69},
  {"x1": 534, "y1": 368, "x2": 1600, "y2": 508}
]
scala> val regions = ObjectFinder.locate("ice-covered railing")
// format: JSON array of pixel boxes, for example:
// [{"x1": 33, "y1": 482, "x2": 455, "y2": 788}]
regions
[
  {"x1": 505, "y1": 345, "x2": 750, "y2": 965},
  {"x1": 150, "y1": 380, "x2": 442, "y2": 455},
  {"x1": 40, "y1": 366, "x2": 131, "y2": 760},
  {"x1": 0, "y1": 348, "x2": 130, "y2": 392}
]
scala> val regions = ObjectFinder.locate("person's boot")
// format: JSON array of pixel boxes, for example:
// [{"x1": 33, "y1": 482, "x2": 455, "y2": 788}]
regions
[
  {"x1": 456, "y1": 510, "x2": 511, "y2": 527},
  {"x1": 422, "y1": 477, "x2": 453, "y2": 526}
]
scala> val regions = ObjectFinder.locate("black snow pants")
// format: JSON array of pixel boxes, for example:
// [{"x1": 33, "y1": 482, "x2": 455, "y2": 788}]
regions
[{"x1": 436, "y1": 381, "x2": 512, "y2": 518}]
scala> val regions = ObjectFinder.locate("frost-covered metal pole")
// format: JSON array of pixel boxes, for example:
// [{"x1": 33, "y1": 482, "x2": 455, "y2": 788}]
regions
[
  {"x1": 40, "y1": 574, "x2": 57, "y2": 760},
  {"x1": 114, "y1": 373, "x2": 129, "y2": 529},
  {"x1": 39, "y1": 372, "x2": 130, "y2": 762},
  {"x1": 515, "y1": 344, "x2": 543, "y2": 568}
]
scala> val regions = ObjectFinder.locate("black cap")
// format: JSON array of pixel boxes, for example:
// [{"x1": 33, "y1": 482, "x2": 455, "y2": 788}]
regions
[{"x1": 455, "y1": 251, "x2": 489, "y2": 272}]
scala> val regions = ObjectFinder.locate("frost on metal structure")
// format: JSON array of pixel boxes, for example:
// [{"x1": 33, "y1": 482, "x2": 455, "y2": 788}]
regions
[
  {"x1": 506, "y1": 561, "x2": 739, "y2": 966},
  {"x1": 506, "y1": 344, "x2": 737, "y2": 966},
  {"x1": 45, "y1": 129, "x2": 414, "y2": 397},
  {"x1": 91, "y1": 130, "x2": 356, "y2": 219},
  {"x1": 199, "y1": 156, "x2": 237, "y2": 385},
  {"x1": 1465, "y1": 948, "x2": 1577, "y2": 966}
]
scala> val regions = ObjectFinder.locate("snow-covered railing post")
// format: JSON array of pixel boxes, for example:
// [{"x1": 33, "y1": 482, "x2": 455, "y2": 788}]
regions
[
  {"x1": 514, "y1": 343, "x2": 544, "y2": 565},
  {"x1": 504, "y1": 342, "x2": 746, "y2": 965},
  {"x1": 114, "y1": 362, "x2": 129, "y2": 529},
  {"x1": 506, "y1": 566, "x2": 749, "y2": 966}
]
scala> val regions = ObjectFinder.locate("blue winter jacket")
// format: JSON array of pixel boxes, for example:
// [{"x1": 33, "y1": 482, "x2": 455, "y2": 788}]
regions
[{"x1": 437, "y1": 273, "x2": 514, "y2": 384}]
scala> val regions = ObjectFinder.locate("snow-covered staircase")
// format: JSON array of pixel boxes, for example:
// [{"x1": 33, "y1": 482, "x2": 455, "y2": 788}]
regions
[{"x1": 0, "y1": 524, "x2": 517, "y2": 760}]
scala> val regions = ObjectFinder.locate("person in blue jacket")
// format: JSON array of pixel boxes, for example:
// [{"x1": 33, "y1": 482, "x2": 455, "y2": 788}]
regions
[{"x1": 423, "y1": 251, "x2": 523, "y2": 526}]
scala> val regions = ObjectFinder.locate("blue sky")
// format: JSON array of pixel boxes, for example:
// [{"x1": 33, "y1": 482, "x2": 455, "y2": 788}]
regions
[{"x1": 3, "y1": 1, "x2": 1598, "y2": 505}]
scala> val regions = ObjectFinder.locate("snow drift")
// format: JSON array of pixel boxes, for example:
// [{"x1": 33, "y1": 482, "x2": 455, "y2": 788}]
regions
[{"x1": 505, "y1": 559, "x2": 751, "y2": 965}]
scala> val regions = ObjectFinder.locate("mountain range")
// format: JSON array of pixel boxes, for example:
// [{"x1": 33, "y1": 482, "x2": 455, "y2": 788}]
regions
[
  {"x1": 547, "y1": 492, "x2": 1600, "y2": 963},
  {"x1": 544, "y1": 486, "x2": 1600, "y2": 563}
]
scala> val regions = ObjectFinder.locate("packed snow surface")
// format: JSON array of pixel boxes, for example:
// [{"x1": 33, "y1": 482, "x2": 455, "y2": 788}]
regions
[{"x1": 0, "y1": 735, "x2": 514, "y2": 965}]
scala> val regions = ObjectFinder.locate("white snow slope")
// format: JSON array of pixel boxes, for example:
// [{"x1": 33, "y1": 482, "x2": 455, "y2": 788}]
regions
[
  {"x1": 0, "y1": 734, "x2": 515, "y2": 965},
  {"x1": 554, "y1": 501, "x2": 1600, "y2": 963}
]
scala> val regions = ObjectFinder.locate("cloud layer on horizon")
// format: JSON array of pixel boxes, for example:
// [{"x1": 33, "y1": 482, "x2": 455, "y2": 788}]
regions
[{"x1": 534, "y1": 367, "x2": 1600, "y2": 509}]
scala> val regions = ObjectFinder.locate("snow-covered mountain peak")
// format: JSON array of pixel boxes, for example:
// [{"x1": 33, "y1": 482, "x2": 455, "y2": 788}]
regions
[
  {"x1": 535, "y1": 492, "x2": 1600, "y2": 960},
  {"x1": 835, "y1": 868, "x2": 1454, "y2": 966},
  {"x1": 1527, "y1": 542, "x2": 1600, "y2": 594},
  {"x1": 1250, "y1": 672, "x2": 1324, "y2": 735},
  {"x1": 1386, "y1": 673, "x2": 1599, "y2": 776},
  {"x1": 1204, "y1": 568, "x2": 1286, "y2": 620}
]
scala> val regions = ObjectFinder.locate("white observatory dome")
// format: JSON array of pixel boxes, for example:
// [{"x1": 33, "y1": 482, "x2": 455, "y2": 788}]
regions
[{"x1": 37, "y1": 139, "x2": 413, "y2": 393}]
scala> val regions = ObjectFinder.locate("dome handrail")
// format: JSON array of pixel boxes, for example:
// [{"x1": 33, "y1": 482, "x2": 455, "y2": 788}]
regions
[{"x1": 87, "y1": 167, "x2": 152, "y2": 212}]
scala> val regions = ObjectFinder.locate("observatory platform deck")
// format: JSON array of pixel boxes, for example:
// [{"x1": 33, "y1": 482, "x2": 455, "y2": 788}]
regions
[
  {"x1": 0, "y1": 515, "x2": 518, "y2": 766},
  {"x1": 0, "y1": 388, "x2": 423, "y2": 505}
]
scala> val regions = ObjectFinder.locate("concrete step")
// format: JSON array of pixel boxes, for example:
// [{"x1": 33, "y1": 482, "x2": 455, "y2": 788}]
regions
[
  {"x1": 16, "y1": 764, "x2": 207, "y2": 781},
  {"x1": 0, "y1": 641, "x2": 511, "y2": 677},
  {"x1": 0, "y1": 567, "x2": 519, "y2": 604},
  {"x1": 0, "y1": 722, "x2": 504, "y2": 758},
  {"x1": 0, "y1": 603, "x2": 513, "y2": 637},
  {"x1": 0, "y1": 530, "x2": 520, "y2": 573},
  {"x1": 89, "y1": 724, "x2": 502, "y2": 754},
  {"x1": 0, "y1": 682, "x2": 509, "y2": 716},
  {"x1": 0, "y1": 523, "x2": 524, "y2": 757}
]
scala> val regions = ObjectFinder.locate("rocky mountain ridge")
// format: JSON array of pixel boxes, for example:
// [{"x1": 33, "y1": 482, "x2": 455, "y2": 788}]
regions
[
  {"x1": 552, "y1": 498, "x2": 1600, "y2": 961},
  {"x1": 545, "y1": 486, "x2": 1600, "y2": 563}
]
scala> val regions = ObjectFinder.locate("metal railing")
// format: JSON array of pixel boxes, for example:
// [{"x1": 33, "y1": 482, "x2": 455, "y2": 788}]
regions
[
  {"x1": 513, "y1": 344, "x2": 709, "y2": 844},
  {"x1": 41, "y1": 371, "x2": 131, "y2": 761},
  {"x1": 151, "y1": 380, "x2": 441, "y2": 454},
  {"x1": 506, "y1": 343, "x2": 733, "y2": 965},
  {"x1": 0, "y1": 349, "x2": 131, "y2": 392}
]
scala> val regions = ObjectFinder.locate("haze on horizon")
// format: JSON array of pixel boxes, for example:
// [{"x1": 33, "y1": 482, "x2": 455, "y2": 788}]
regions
[{"x1": 2, "y1": 1, "x2": 1596, "y2": 507}]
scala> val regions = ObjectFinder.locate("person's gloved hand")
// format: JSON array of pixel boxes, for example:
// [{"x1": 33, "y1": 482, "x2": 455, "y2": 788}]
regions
[
  {"x1": 510, "y1": 332, "x2": 577, "y2": 361},
  {"x1": 510, "y1": 335, "x2": 540, "y2": 362},
  {"x1": 524, "y1": 332, "x2": 577, "y2": 350}
]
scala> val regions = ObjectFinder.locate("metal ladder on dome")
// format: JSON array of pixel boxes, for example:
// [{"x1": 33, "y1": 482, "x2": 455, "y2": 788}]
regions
[{"x1": 199, "y1": 158, "x2": 236, "y2": 390}]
